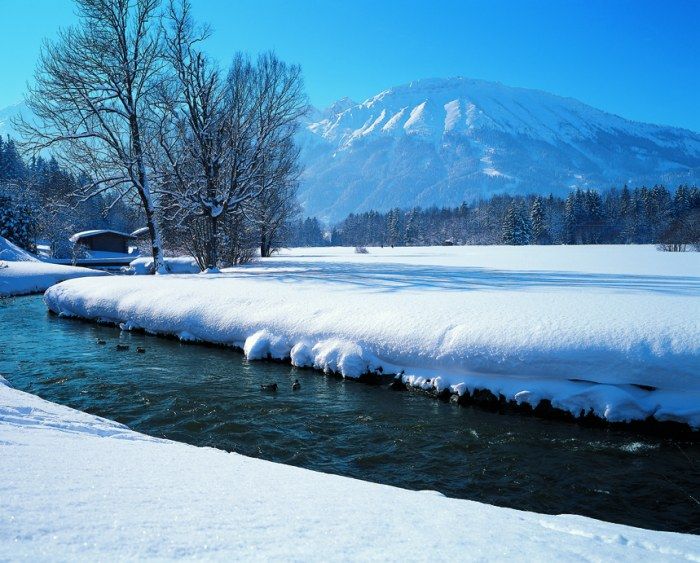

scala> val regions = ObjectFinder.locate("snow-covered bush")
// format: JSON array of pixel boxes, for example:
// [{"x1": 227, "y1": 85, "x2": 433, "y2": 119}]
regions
[{"x1": 657, "y1": 242, "x2": 687, "y2": 252}]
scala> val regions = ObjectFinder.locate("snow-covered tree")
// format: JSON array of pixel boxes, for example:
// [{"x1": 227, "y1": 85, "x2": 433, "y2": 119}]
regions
[
  {"x1": 502, "y1": 202, "x2": 531, "y2": 245},
  {"x1": 530, "y1": 196, "x2": 549, "y2": 244},
  {"x1": 20, "y1": 0, "x2": 168, "y2": 273},
  {"x1": 386, "y1": 209, "x2": 400, "y2": 246},
  {"x1": 0, "y1": 196, "x2": 37, "y2": 252},
  {"x1": 249, "y1": 138, "x2": 301, "y2": 257},
  {"x1": 152, "y1": 2, "x2": 306, "y2": 269}
]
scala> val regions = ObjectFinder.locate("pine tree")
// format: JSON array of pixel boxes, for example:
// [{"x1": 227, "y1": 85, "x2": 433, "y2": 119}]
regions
[
  {"x1": 584, "y1": 190, "x2": 604, "y2": 243},
  {"x1": 563, "y1": 192, "x2": 577, "y2": 244},
  {"x1": 0, "y1": 196, "x2": 37, "y2": 252},
  {"x1": 502, "y1": 202, "x2": 532, "y2": 245},
  {"x1": 530, "y1": 196, "x2": 549, "y2": 244},
  {"x1": 404, "y1": 208, "x2": 417, "y2": 245},
  {"x1": 387, "y1": 208, "x2": 401, "y2": 246}
]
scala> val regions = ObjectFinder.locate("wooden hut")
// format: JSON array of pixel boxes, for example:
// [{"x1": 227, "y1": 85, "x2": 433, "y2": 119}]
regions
[{"x1": 69, "y1": 230, "x2": 136, "y2": 254}]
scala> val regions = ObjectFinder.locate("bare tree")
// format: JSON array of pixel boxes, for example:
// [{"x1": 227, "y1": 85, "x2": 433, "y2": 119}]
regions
[
  {"x1": 18, "y1": 0, "x2": 168, "y2": 273},
  {"x1": 153, "y1": 3, "x2": 307, "y2": 270},
  {"x1": 152, "y1": 0, "x2": 229, "y2": 270},
  {"x1": 217, "y1": 52, "x2": 306, "y2": 265},
  {"x1": 249, "y1": 137, "x2": 302, "y2": 257}
]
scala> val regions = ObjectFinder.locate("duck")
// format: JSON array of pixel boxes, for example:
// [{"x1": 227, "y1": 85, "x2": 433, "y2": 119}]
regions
[
  {"x1": 260, "y1": 382, "x2": 278, "y2": 392},
  {"x1": 96, "y1": 339, "x2": 106, "y2": 345},
  {"x1": 292, "y1": 379, "x2": 301, "y2": 391},
  {"x1": 116, "y1": 344, "x2": 130, "y2": 351},
  {"x1": 136, "y1": 347, "x2": 146, "y2": 353}
]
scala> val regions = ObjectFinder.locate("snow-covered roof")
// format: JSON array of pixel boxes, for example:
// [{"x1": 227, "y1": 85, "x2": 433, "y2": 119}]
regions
[
  {"x1": 69, "y1": 229, "x2": 136, "y2": 243},
  {"x1": 130, "y1": 227, "x2": 150, "y2": 237}
]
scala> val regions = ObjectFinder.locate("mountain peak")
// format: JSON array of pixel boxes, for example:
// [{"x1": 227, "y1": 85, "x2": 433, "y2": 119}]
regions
[
  {"x1": 322, "y1": 97, "x2": 357, "y2": 118},
  {"x1": 299, "y1": 78, "x2": 700, "y2": 222}
]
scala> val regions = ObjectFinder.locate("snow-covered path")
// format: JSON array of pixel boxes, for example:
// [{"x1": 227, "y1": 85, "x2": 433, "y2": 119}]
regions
[
  {"x1": 45, "y1": 245, "x2": 700, "y2": 427},
  {"x1": 1, "y1": 379, "x2": 698, "y2": 561}
]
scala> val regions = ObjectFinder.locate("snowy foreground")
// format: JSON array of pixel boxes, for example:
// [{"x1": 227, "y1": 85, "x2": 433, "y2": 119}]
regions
[
  {"x1": 0, "y1": 236, "x2": 106, "y2": 297},
  {"x1": 1, "y1": 379, "x2": 698, "y2": 561},
  {"x1": 45, "y1": 245, "x2": 700, "y2": 427}
]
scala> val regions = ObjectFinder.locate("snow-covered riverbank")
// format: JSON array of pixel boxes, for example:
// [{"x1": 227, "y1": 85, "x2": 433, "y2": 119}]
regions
[
  {"x1": 45, "y1": 245, "x2": 700, "y2": 427},
  {"x1": 1, "y1": 377, "x2": 698, "y2": 560},
  {"x1": 0, "y1": 236, "x2": 106, "y2": 297}
]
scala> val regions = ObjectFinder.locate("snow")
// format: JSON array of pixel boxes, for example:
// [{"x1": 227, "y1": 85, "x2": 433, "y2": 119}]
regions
[
  {"x1": 403, "y1": 101, "x2": 428, "y2": 131},
  {"x1": 381, "y1": 106, "x2": 406, "y2": 131},
  {"x1": 443, "y1": 99, "x2": 462, "y2": 132},
  {"x1": 0, "y1": 236, "x2": 36, "y2": 262},
  {"x1": 0, "y1": 100, "x2": 27, "y2": 140},
  {"x1": 125, "y1": 255, "x2": 200, "y2": 275},
  {"x1": 1, "y1": 378, "x2": 698, "y2": 560},
  {"x1": 0, "y1": 237, "x2": 106, "y2": 297},
  {"x1": 130, "y1": 226, "x2": 150, "y2": 237},
  {"x1": 69, "y1": 229, "x2": 135, "y2": 243},
  {"x1": 298, "y1": 77, "x2": 700, "y2": 221},
  {"x1": 44, "y1": 245, "x2": 700, "y2": 427}
]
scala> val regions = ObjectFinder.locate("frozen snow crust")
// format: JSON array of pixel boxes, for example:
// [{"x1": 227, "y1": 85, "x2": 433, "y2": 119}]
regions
[
  {"x1": 2, "y1": 378, "x2": 699, "y2": 559},
  {"x1": 44, "y1": 245, "x2": 700, "y2": 428}
]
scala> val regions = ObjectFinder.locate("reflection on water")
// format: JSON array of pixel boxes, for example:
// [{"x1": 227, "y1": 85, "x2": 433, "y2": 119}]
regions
[{"x1": 1, "y1": 295, "x2": 698, "y2": 534}]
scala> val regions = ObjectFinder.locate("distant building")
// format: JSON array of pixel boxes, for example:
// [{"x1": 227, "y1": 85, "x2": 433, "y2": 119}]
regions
[{"x1": 69, "y1": 230, "x2": 136, "y2": 254}]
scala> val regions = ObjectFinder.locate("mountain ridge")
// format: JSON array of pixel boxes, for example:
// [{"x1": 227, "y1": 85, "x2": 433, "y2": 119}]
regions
[
  {"x1": 298, "y1": 77, "x2": 700, "y2": 222},
  {"x1": 3, "y1": 77, "x2": 699, "y2": 224}
]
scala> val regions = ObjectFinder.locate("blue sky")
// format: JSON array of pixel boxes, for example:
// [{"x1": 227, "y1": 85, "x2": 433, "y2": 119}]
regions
[{"x1": 1, "y1": 0, "x2": 698, "y2": 130}]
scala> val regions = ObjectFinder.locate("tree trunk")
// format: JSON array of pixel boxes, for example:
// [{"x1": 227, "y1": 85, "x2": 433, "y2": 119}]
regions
[
  {"x1": 142, "y1": 195, "x2": 167, "y2": 274},
  {"x1": 260, "y1": 229, "x2": 270, "y2": 258},
  {"x1": 206, "y1": 215, "x2": 219, "y2": 270},
  {"x1": 131, "y1": 111, "x2": 167, "y2": 275}
]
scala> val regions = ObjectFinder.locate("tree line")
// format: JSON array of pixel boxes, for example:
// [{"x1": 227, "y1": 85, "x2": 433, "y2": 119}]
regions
[
  {"x1": 299, "y1": 184, "x2": 699, "y2": 250},
  {"x1": 12, "y1": 0, "x2": 304, "y2": 271},
  {"x1": 0, "y1": 136, "x2": 142, "y2": 256},
  {"x1": 3, "y1": 0, "x2": 697, "y2": 261}
]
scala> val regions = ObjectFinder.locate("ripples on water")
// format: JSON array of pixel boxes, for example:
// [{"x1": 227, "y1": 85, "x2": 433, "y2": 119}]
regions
[{"x1": 1, "y1": 295, "x2": 698, "y2": 533}]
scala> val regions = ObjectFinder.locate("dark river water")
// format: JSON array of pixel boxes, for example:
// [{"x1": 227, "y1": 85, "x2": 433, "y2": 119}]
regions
[{"x1": 1, "y1": 295, "x2": 698, "y2": 534}]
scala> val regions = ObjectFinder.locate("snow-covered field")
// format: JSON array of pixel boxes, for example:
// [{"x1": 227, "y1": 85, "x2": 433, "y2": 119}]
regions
[
  {"x1": 44, "y1": 245, "x2": 700, "y2": 427},
  {"x1": 1, "y1": 378, "x2": 698, "y2": 561},
  {"x1": 0, "y1": 236, "x2": 106, "y2": 297}
]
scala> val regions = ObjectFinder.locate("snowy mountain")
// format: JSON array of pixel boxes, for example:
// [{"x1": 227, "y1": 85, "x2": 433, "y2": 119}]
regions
[
  {"x1": 0, "y1": 101, "x2": 26, "y2": 141},
  {"x1": 4, "y1": 78, "x2": 700, "y2": 224},
  {"x1": 298, "y1": 78, "x2": 700, "y2": 222}
]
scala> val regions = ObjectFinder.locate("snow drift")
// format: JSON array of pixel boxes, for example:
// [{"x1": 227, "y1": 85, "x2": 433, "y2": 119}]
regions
[
  {"x1": 0, "y1": 236, "x2": 107, "y2": 297},
  {"x1": 1, "y1": 377, "x2": 698, "y2": 559},
  {"x1": 44, "y1": 245, "x2": 700, "y2": 427},
  {"x1": 0, "y1": 236, "x2": 36, "y2": 262}
]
